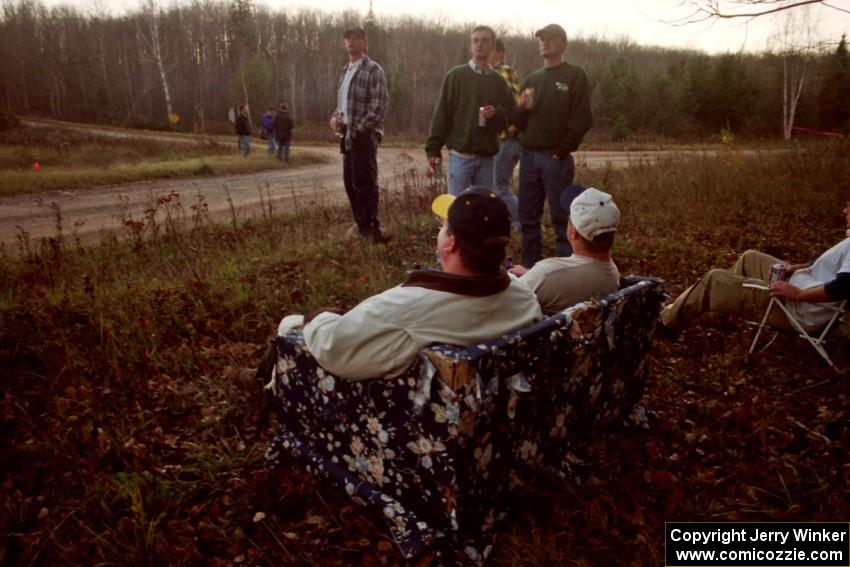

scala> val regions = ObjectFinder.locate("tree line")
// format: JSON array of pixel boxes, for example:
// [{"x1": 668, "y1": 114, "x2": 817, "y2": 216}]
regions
[{"x1": 0, "y1": 0, "x2": 847, "y2": 140}]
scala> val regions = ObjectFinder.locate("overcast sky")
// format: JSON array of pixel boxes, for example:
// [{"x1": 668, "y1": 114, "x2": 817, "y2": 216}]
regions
[{"x1": 45, "y1": 0, "x2": 850, "y2": 54}]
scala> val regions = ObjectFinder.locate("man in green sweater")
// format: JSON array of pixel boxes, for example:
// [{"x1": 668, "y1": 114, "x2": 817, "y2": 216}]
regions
[
  {"x1": 515, "y1": 23, "x2": 592, "y2": 267},
  {"x1": 425, "y1": 26, "x2": 515, "y2": 196}
]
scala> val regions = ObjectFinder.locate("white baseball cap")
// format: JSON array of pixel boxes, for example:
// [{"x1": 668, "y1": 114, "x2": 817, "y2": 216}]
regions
[{"x1": 568, "y1": 187, "x2": 620, "y2": 240}]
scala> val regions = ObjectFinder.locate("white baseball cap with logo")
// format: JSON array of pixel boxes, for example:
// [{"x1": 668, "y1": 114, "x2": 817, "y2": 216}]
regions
[{"x1": 567, "y1": 187, "x2": 620, "y2": 240}]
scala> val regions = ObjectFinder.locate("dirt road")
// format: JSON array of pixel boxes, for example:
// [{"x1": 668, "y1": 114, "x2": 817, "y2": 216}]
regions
[
  {"x1": 0, "y1": 145, "x2": 416, "y2": 248},
  {"x1": 0, "y1": 130, "x2": 748, "y2": 249}
]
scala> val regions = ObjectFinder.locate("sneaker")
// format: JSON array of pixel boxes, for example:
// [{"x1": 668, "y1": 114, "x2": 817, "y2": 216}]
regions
[
  {"x1": 344, "y1": 223, "x2": 359, "y2": 240},
  {"x1": 372, "y1": 226, "x2": 393, "y2": 244}
]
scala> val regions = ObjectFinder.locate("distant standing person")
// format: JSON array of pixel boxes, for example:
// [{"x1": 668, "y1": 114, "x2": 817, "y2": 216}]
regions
[
  {"x1": 491, "y1": 38, "x2": 521, "y2": 229},
  {"x1": 515, "y1": 24, "x2": 592, "y2": 267},
  {"x1": 261, "y1": 107, "x2": 277, "y2": 156},
  {"x1": 273, "y1": 103, "x2": 295, "y2": 163},
  {"x1": 235, "y1": 104, "x2": 252, "y2": 157},
  {"x1": 425, "y1": 26, "x2": 515, "y2": 196},
  {"x1": 329, "y1": 27, "x2": 390, "y2": 243}
]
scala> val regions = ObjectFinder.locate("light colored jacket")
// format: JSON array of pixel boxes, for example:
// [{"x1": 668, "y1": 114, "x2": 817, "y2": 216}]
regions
[{"x1": 303, "y1": 269, "x2": 542, "y2": 380}]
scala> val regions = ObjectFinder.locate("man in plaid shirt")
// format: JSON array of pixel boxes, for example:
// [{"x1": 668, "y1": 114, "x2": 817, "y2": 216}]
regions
[
  {"x1": 329, "y1": 27, "x2": 390, "y2": 243},
  {"x1": 491, "y1": 39, "x2": 521, "y2": 230}
]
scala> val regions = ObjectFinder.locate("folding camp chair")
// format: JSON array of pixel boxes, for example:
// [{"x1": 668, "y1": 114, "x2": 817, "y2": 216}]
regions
[{"x1": 743, "y1": 283, "x2": 847, "y2": 371}]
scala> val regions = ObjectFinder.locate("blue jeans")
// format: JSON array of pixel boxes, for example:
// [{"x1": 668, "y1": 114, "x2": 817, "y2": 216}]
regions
[
  {"x1": 492, "y1": 137, "x2": 521, "y2": 229},
  {"x1": 266, "y1": 135, "x2": 276, "y2": 155},
  {"x1": 518, "y1": 149, "x2": 576, "y2": 267},
  {"x1": 238, "y1": 135, "x2": 251, "y2": 156},
  {"x1": 447, "y1": 153, "x2": 494, "y2": 196},
  {"x1": 277, "y1": 142, "x2": 291, "y2": 162}
]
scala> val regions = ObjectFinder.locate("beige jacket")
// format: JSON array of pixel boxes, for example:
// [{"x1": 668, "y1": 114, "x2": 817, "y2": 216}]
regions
[{"x1": 303, "y1": 269, "x2": 542, "y2": 381}]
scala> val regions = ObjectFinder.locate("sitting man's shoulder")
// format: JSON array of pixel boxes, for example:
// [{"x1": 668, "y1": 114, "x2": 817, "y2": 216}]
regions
[
  {"x1": 522, "y1": 256, "x2": 619, "y2": 314},
  {"x1": 522, "y1": 255, "x2": 600, "y2": 284}
]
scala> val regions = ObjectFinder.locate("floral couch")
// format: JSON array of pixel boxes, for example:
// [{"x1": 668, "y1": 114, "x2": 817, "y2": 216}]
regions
[{"x1": 257, "y1": 276, "x2": 664, "y2": 561}]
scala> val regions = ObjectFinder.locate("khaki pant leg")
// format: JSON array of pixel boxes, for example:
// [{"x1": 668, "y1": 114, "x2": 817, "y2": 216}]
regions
[
  {"x1": 662, "y1": 268, "x2": 794, "y2": 331},
  {"x1": 731, "y1": 250, "x2": 784, "y2": 280}
]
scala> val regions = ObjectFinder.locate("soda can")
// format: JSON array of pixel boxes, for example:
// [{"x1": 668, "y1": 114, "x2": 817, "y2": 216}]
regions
[
  {"x1": 524, "y1": 87, "x2": 535, "y2": 110},
  {"x1": 335, "y1": 111, "x2": 345, "y2": 138},
  {"x1": 478, "y1": 106, "x2": 486, "y2": 128},
  {"x1": 769, "y1": 263, "x2": 787, "y2": 284}
]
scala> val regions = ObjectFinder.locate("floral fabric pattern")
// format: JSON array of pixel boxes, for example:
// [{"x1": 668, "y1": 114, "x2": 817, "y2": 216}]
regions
[{"x1": 260, "y1": 276, "x2": 664, "y2": 560}]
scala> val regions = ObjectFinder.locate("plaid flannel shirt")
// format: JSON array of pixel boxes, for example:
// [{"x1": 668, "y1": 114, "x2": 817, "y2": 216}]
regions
[
  {"x1": 336, "y1": 55, "x2": 388, "y2": 151},
  {"x1": 495, "y1": 62, "x2": 520, "y2": 140}
]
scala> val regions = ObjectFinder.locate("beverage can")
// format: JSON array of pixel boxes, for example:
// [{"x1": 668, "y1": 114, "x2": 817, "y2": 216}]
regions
[
  {"x1": 335, "y1": 111, "x2": 345, "y2": 138},
  {"x1": 769, "y1": 263, "x2": 787, "y2": 284},
  {"x1": 478, "y1": 106, "x2": 486, "y2": 128},
  {"x1": 524, "y1": 87, "x2": 535, "y2": 110}
]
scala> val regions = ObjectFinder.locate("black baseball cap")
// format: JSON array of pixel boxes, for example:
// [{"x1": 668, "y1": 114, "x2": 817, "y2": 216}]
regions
[{"x1": 431, "y1": 186, "x2": 511, "y2": 250}]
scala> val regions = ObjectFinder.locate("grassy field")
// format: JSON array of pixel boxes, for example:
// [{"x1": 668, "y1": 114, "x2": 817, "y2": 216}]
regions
[
  {"x1": 1, "y1": 141, "x2": 849, "y2": 565},
  {"x1": 0, "y1": 124, "x2": 326, "y2": 196}
]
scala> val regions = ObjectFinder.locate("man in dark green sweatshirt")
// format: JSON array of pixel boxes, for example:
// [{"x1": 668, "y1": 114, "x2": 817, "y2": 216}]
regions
[
  {"x1": 425, "y1": 26, "x2": 515, "y2": 196},
  {"x1": 514, "y1": 23, "x2": 592, "y2": 267}
]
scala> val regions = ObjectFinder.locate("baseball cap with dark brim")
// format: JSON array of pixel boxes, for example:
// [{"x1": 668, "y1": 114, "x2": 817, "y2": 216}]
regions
[
  {"x1": 343, "y1": 27, "x2": 366, "y2": 39},
  {"x1": 431, "y1": 187, "x2": 511, "y2": 250},
  {"x1": 535, "y1": 23, "x2": 567, "y2": 42}
]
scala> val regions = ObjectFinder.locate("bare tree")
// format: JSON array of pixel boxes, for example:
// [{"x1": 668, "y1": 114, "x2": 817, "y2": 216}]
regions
[
  {"x1": 782, "y1": 53, "x2": 807, "y2": 140},
  {"x1": 676, "y1": 0, "x2": 850, "y2": 22},
  {"x1": 138, "y1": 0, "x2": 175, "y2": 127},
  {"x1": 769, "y1": 7, "x2": 817, "y2": 140}
]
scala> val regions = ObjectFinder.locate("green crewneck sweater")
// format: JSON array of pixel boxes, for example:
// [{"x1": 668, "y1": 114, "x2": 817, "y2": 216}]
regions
[
  {"x1": 426, "y1": 64, "x2": 515, "y2": 157},
  {"x1": 516, "y1": 61, "x2": 592, "y2": 158}
]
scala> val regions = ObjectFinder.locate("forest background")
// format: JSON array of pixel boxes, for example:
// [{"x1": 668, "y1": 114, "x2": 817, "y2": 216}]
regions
[{"x1": 1, "y1": 0, "x2": 849, "y2": 143}]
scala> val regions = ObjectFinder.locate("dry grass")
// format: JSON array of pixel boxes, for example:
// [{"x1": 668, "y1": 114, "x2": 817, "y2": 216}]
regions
[
  {"x1": 0, "y1": 125, "x2": 326, "y2": 196},
  {"x1": 493, "y1": 142, "x2": 850, "y2": 565},
  {"x1": 1, "y1": 141, "x2": 849, "y2": 565}
]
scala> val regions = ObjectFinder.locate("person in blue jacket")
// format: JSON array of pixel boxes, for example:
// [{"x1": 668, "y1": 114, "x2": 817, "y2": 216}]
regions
[{"x1": 260, "y1": 107, "x2": 277, "y2": 156}]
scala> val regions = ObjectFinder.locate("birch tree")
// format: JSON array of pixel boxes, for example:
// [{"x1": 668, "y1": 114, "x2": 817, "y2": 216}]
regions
[
  {"x1": 769, "y1": 7, "x2": 816, "y2": 140},
  {"x1": 139, "y1": 0, "x2": 175, "y2": 127}
]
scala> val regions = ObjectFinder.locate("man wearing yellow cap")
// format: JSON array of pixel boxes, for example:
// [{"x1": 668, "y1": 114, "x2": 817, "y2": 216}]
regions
[{"x1": 278, "y1": 187, "x2": 542, "y2": 381}]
